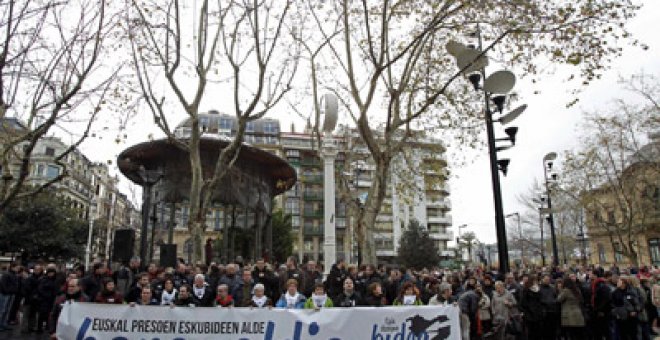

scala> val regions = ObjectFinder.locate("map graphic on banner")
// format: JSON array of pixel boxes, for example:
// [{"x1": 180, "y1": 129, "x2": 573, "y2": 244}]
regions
[{"x1": 56, "y1": 303, "x2": 461, "y2": 340}]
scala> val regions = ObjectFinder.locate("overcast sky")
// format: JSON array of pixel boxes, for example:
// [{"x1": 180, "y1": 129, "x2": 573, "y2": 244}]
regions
[
  {"x1": 446, "y1": 0, "x2": 660, "y2": 244},
  {"x1": 71, "y1": 1, "x2": 660, "y2": 245}
]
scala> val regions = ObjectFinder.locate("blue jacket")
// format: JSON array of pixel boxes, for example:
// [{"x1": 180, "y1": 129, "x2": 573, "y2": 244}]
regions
[{"x1": 275, "y1": 293, "x2": 306, "y2": 309}]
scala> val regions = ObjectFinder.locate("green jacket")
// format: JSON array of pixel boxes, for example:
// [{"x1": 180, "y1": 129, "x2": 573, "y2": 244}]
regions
[{"x1": 304, "y1": 296, "x2": 334, "y2": 309}]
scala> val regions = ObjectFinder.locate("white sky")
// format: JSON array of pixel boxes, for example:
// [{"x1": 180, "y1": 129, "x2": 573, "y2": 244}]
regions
[
  {"x1": 446, "y1": 0, "x2": 660, "y2": 244},
  {"x1": 70, "y1": 1, "x2": 660, "y2": 244}
]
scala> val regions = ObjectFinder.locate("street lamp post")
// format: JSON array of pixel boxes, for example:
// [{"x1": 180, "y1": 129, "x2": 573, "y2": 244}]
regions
[
  {"x1": 543, "y1": 152, "x2": 560, "y2": 267},
  {"x1": 447, "y1": 29, "x2": 527, "y2": 275},
  {"x1": 457, "y1": 224, "x2": 467, "y2": 262},
  {"x1": 85, "y1": 198, "x2": 97, "y2": 271},
  {"x1": 319, "y1": 93, "x2": 339, "y2": 276},
  {"x1": 505, "y1": 212, "x2": 522, "y2": 263},
  {"x1": 138, "y1": 167, "x2": 163, "y2": 269}
]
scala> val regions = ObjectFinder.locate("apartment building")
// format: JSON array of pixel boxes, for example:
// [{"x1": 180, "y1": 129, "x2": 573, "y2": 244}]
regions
[{"x1": 0, "y1": 118, "x2": 138, "y2": 261}]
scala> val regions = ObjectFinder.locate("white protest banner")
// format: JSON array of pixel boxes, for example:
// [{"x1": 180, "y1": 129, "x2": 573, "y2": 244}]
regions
[{"x1": 57, "y1": 303, "x2": 460, "y2": 340}]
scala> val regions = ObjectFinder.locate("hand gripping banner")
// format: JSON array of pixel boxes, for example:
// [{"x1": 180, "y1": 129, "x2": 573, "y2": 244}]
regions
[{"x1": 57, "y1": 303, "x2": 461, "y2": 340}]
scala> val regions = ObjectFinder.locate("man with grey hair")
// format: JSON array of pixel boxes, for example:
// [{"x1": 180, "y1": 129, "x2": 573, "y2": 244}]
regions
[
  {"x1": 429, "y1": 282, "x2": 455, "y2": 305},
  {"x1": 219, "y1": 263, "x2": 243, "y2": 304},
  {"x1": 191, "y1": 274, "x2": 214, "y2": 307}
]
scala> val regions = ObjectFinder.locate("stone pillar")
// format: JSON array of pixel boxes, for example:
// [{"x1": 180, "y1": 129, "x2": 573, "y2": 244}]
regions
[{"x1": 321, "y1": 141, "x2": 337, "y2": 276}]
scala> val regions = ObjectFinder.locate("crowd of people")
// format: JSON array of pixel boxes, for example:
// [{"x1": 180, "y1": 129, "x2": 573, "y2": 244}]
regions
[{"x1": 0, "y1": 255, "x2": 659, "y2": 340}]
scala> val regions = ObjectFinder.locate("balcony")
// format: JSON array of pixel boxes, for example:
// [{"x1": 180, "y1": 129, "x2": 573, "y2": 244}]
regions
[
  {"x1": 427, "y1": 215, "x2": 452, "y2": 225},
  {"x1": 303, "y1": 192, "x2": 323, "y2": 200},
  {"x1": 429, "y1": 230, "x2": 454, "y2": 241},
  {"x1": 301, "y1": 174, "x2": 323, "y2": 183},
  {"x1": 426, "y1": 199, "x2": 451, "y2": 210},
  {"x1": 303, "y1": 209, "x2": 324, "y2": 218},
  {"x1": 376, "y1": 214, "x2": 393, "y2": 222},
  {"x1": 303, "y1": 226, "x2": 324, "y2": 236},
  {"x1": 299, "y1": 159, "x2": 321, "y2": 167}
]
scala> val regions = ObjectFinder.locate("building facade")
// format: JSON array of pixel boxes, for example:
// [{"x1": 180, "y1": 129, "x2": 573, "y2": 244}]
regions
[
  {"x1": 586, "y1": 135, "x2": 660, "y2": 267},
  {"x1": 0, "y1": 118, "x2": 138, "y2": 262},
  {"x1": 170, "y1": 111, "x2": 453, "y2": 264}
]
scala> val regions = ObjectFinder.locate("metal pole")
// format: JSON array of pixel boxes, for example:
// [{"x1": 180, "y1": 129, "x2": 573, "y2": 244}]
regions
[
  {"x1": 543, "y1": 163, "x2": 559, "y2": 267},
  {"x1": 85, "y1": 201, "x2": 95, "y2": 271},
  {"x1": 168, "y1": 202, "x2": 176, "y2": 244},
  {"x1": 322, "y1": 141, "x2": 338, "y2": 276},
  {"x1": 139, "y1": 183, "x2": 152, "y2": 268},
  {"x1": 539, "y1": 207, "x2": 546, "y2": 267},
  {"x1": 517, "y1": 213, "x2": 523, "y2": 262},
  {"x1": 475, "y1": 25, "x2": 509, "y2": 274}
]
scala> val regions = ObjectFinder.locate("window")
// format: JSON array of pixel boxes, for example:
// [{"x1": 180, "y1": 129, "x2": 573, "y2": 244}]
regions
[
  {"x1": 35, "y1": 164, "x2": 45, "y2": 176},
  {"x1": 598, "y1": 243, "x2": 607, "y2": 263},
  {"x1": 303, "y1": 239, "x2": 314, "y2": 251},
  {"x1": 46, "y1": 165, "x2": 60, "y2": 179},
  {"x1": 214, "y1": 210, "x2": 223, "y2": 231},
  {"x1": 219, "y1": 118, "x2": 233, "y2": 131},
  {"x1": 263, "y1": 121, "x2": 279, "y2": 134},
  {"x1": 246, "y1": 121, "x2": 255, "y2": 132},
  {"x1": 607, "y1": 210, "x2": 615, "y2": 224},
  {"x1": 200, "y1": 116, "x2": 209, "y2": 132},
  {"x1": 285, "y1": 199, "x2": 299, "y2": 215},
  {"x1": 649, "y1": 238, "x2": 660, "y2": 265},
  {"x1": 291, "y1": 216, "x2": 300, "y2": 229},
  {"x1": 613, "y1": 242, "x2": 624, "y2": 262},
  {"x1": 45, "y1": 147, "x2": 55, "y2": 156}
]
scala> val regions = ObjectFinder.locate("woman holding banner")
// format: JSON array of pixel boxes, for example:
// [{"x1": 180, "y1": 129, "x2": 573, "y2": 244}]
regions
[
  {"x1": 275, "y1": 279, "x2": 306, "y2": 309},
  {"x1": 304, "y1": 283, "x2": 333, "y2": 309},
  {"x1": 249, "y1": 284, "x2": 272, "y2": 308}
]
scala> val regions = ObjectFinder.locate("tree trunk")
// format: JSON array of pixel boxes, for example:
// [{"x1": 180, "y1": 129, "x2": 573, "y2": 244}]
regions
[
  {"x1": 187, "y1": 129, "x2": 204, "y2": 264},
  {"x1": 356, "y1": 157, "x2": 389, "y2": 265}
]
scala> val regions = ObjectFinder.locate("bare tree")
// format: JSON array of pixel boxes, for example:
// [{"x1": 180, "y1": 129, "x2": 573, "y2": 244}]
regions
[
  {"x1": 0, "y1": 0, "x2": 122, "y2": 212},
  {"x1": 126, "y1": 0, "x2": 301, "y2": 263},
  {"x1": 299, "y1": 0, "x2": 640, "y2": 265},
  {"x1": 560, "y1": 73, "x2": 660, "y2": 266}
]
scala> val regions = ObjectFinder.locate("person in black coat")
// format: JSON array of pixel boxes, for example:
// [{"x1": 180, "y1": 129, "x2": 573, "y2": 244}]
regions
[
  {"x1": 48, "y1": 278, "x2": 89, "y2": 337},
  {"x1": 81, "y1": 263, "x2": 107, "y2": 301},
  {"x1": 252, "y1": 259, "x2": 277, "y2": 301},
  {"x1": 611, "y1": 277, "x2": 640, "y2": 340},
  {"x1": 333, "y1": 277, "x2": 362, "y2": 307},
  {"x1": 35, "y1": 267, "x2": 58, "y2": 333},
  {"x1": 325, "y1": 260, "x2": 348, "y2": 298},
  {"x1": 591, "y1": 276, "x2": 612, "y2": 340},
  {"x1": 190, "y1": 274, "x2": 214, "y2": 307},
  {"x1": 0, "y1": 262, "x2": 20, "y2": 331},
  {"x1": 520, "y1": 276, "x2": 544, "y2": 339},
  {"x1": 539, "y1": 274, "x2": 559, "y2": 340},
  {"x1": 20, "y1": 264, "x2": 43, "y2": 333},
  {"x1": 363, "y1": 282, "x2": 387, "y2": 306}
]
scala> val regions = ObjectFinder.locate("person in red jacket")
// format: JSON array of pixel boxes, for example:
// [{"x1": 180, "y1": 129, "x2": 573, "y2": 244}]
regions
[
  {"x1": 95, "y1": 277, "x2": 124, "y2": 304},
  {"x1": 48, "y1": 278, "x2": 89, "y2": 337}
]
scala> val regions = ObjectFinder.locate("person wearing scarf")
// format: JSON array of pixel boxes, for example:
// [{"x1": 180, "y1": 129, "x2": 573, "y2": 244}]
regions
[
  {"x1": 191, "y1": 274, "x2": 214, "y2": 307},
  {"x1": 48, "y1": 278, "x2": 88, "y2": 336},
  {"x1": 393, "y1": 281, "x2": 423, "y2": 306},
  {"x1": 159, "y1": 279, "x2": 178, "y2": 306},
  {"x1": 305, "y1": 283, "x2": 333, "y2": 309},
  {"x1": 276, "y1": 279, "x2": 305, "y2": 309},
  {"x1": 249, "y1": 284, "x2": 272, "y2": 308},
  {"x1": 215, "y1": 284, "x2": 234, "y2": 307},
  {"x1": 95, "y1": 277, "x2": 124, "y2": 304}
]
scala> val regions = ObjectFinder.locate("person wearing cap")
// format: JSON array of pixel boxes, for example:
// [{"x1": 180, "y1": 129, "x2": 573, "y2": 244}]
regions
[
  {"x1": 249, "y1": 284, "x2": 272, "y2": 308},
  {"x1": 275, "y1": 279, "x2": 305, "y2": 309}
]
